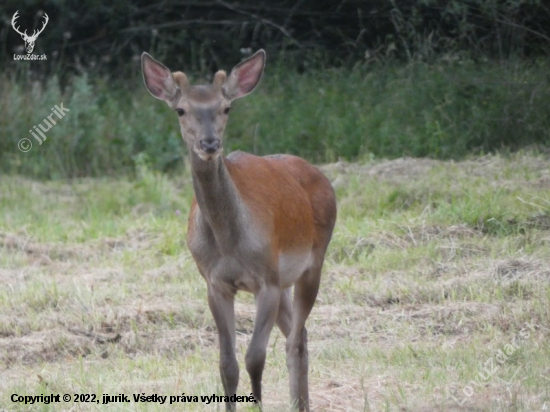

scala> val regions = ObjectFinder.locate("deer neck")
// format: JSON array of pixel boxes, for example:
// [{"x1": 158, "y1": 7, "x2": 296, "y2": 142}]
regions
[{"x1": 189, "y1": 150, "x2": 245, "y2": 250}]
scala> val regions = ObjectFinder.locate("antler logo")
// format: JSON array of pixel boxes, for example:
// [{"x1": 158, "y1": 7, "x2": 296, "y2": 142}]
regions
[{"x1": 11, "y1": 11, "x2": 49, "y2": 54}]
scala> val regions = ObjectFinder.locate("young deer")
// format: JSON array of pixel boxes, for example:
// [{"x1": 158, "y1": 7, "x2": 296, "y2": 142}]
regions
[{"x1": 141, "y1": 50, "x2": 336, "y2": 411}]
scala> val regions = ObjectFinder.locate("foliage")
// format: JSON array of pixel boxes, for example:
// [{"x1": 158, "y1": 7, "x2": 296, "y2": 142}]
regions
[
  {"x1": 0, "y1": 0, "x2": 549, "y2": 77},
  {"x1": 1, "y1": 57, "x2": 549, "y2": 178},
  {"x1": 2, "y1": 0, "x2": 549, "y2": 178}
]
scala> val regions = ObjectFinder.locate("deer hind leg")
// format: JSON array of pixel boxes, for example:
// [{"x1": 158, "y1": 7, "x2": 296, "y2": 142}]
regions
[
  {"x1": 245, "y1": 284, "x2": 281, "y2": 408},
  {"x1": 207, "y1": 288, "x2": 239, "y2": 412},
  {"x1": 287, "y1": 263, "x2": 323, "y2": 412},
  {"x1": 276, "y1": 287, "x2": 292, "y2": 338}
]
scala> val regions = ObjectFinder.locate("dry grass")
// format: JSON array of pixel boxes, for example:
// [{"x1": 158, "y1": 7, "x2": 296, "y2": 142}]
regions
[{"x1": 1, "y1": 152, "x2": 549, "y2": 411}]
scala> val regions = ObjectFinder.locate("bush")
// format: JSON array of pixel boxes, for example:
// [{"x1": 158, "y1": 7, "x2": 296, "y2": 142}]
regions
[{"x1": 1, "y1": 56, "x2": 549, "y2": 179}]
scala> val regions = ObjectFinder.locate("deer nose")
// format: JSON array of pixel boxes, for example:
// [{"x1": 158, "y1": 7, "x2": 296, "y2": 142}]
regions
[{"x1": 200, "y1": 137, "x2": 221, "y2": 154}]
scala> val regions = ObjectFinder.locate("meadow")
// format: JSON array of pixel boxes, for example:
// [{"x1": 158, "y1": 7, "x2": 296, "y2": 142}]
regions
[
  {"x1": 1, "y1": 151, "x2": 550, "y2": 411},
  {"x1": 1, "y1": 51, "x2": 550, "y2": 411}
]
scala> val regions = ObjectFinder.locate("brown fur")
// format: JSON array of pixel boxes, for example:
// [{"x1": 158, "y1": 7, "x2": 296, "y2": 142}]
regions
[
  {"x1": 142, "y1": 49, "x2": 336, "y2": 412},
  {"x1": 223, "y1": 153, "x2": 323, "y2": 252}
]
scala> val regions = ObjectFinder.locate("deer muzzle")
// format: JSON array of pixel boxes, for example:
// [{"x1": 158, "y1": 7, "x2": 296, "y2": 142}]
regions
[{"x1": 199, "y1": 137, "x2": 221, "y2": 154}]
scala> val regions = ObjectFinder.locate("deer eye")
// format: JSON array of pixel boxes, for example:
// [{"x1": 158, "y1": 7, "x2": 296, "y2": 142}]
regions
[
  {"x1": 223, "y1": 107, "x2": 231, "y2": 115},
  {"x1": 176, "y1": 108, "x2": 185, "y2": 116}
]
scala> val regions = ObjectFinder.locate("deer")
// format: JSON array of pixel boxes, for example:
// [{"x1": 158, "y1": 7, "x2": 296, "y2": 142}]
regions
[
  {"x1": 11, "y1": 11, "x2": 49, "y2": 54},
  {"x1": 141, "y1": 49, "x2": 336, "y2": 411}
]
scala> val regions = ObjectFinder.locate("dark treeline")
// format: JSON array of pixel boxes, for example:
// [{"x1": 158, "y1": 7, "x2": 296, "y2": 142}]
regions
[
  {"x1": 1, "y1": 1, "x2": 550, "y2": 178},
  {"x1": 1, "y1": 0, "x2": 550, "y2": 77}
]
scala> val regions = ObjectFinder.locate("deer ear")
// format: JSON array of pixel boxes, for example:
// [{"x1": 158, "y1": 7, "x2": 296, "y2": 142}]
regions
[
  {"x1": 223, "y1": 50, "x2": 265, "y2": 101},
  {"x1": 141, "y1": 53, "x2": 179, "y2": 103}
]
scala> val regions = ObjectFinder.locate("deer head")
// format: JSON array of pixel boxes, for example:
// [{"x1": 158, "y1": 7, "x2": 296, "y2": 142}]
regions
[
  {"x1": 12, "y1": 11, "x2": 49, "y2": 54},
  {"x1": 141, "y1": 50, "x2": 265, "y2": 161}
]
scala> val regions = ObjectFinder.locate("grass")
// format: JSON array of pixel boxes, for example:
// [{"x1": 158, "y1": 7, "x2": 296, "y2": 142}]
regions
[
  {"x1": 1, "y1": 151, "x2": 550, "y2": 411},
  {"x1": 2, "y1": 58, "x2": 550, "y2": 178}
]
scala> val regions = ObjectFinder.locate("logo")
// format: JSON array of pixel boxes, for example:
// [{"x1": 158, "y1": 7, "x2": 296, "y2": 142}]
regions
[{"x1": 11, "y1": 10, "x2": 48, "y2": 60}]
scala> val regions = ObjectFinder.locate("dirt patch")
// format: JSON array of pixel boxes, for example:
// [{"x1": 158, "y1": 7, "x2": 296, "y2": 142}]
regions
[
  {"x1": 321, "y1": 157, "x2": 443, "y2": 187},
  {"x1": 322, "y1": 154, "x2": 550, "y2": 190},
  {"x1": 0, "y1": 326, "x2": 216, "y2": 367},
  {"x1": 321, "y1": 157, "x2": 441, "y2": 178},
  {"x1": 371, "y1": 224, "x2": 480, "y2": 249},
  {"x1": 0, "y1": 232, "x2": 89, "y2": 264},
  {"x1": 492, "y1": 258, "x2": 550, "y2": 281},
  {"x1": 0, "y1": 298, "x2": 218, "y2": 368},
  {"x1": 0, "y1": 229, "x2": 162, "y2": 269},
  {"x1": 524, "y1": 213, "x2": 550, "y2": 230},
  {"x1": 0, "y1": 328, "x2": 94, "y2": 366},
  {"x1": 366, "y1": 157, "x2": 442, "y2": 182}
]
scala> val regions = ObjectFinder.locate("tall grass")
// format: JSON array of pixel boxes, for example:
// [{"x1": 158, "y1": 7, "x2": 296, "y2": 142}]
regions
[{"x1": 1, "y1": 58, "x2": 549, "y2": 178}]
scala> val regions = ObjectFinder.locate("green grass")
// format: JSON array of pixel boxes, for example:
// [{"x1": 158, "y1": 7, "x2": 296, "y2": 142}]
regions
[
  {"x1": 2, "y1": 58, "x2": 550, "y2": 178},
  {"x1": 1, "y1": 152, "x2": 549, "y2": 411}
]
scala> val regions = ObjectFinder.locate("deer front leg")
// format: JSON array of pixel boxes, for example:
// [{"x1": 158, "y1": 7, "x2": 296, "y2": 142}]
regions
[
  {"x1": 207, "y1": 288, "x2": 238, "y2": 411},
  {"x1": 246, "y1": 284, "x2": 281, "y2": 407}
]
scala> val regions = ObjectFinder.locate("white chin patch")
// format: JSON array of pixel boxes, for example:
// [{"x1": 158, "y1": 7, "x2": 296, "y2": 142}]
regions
[{"x1": 195, "y1": 150, "x2": 221, "y2": 161}]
